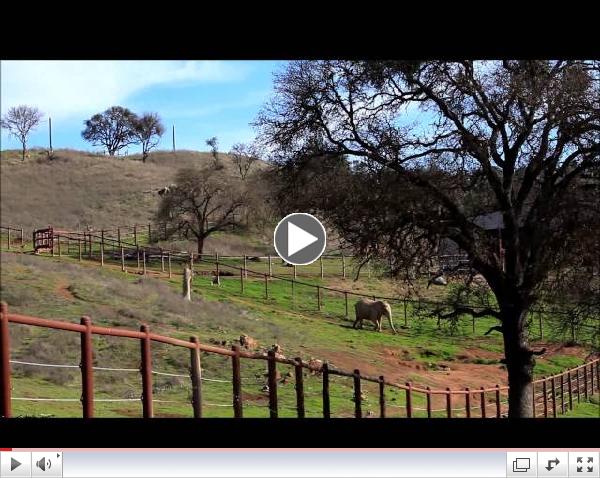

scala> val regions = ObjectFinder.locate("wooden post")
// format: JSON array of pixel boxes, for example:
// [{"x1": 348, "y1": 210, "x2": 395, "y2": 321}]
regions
[
  {"x1": 100, "y1": 233, "x2": 104, "y2": 267},
  {"x1": 133, "y1": 225, "x2": 138, "y2": 247},
  {"x1": 293, "y1": 264, "x2": 297, "y2": 280},
  {"x1": 244, "y1": 255, "x2": 248, "y2": 279},
  {"x1": 322, "y1": 362, "x2": 330, "y2": 418},
  {"x1": 576, "y1": 368, "x2": 581, "y2": 402},
  {"x1": 591, "y1": 362, "x2": 596, "y2": 394},
  {"x1": 354, "y1": 369, "x2": 362, "y2": 418},
  {"x1": 480, "y1": 387, "x2": 486, "y2": 418},
  {"x1": 189, "y1": 252, "x2": 194, "y2": 274},
  {"x1": 168, "y1": 253, "x2": 172, "y2": 278},
  {"x1": 405, "y1": 382, "x2": 413, "y2": 418},
  {"x1": 426, "y1": 387, "x2": 432, "y2": 418},
  {"x1": 465, "y1": 388, "x2": 471, "y2": 418},
  {"x1": 240, "y1": 267, "x2": 245, "y2": 293},
  {"x1": 320, "y1": 256, "x2": 324, "y2": 279},
  {"x1": 342, "y1": 254, "x2": 346, "y2": 279},
  {"x1": 49, "y1": 117, "x2": 53, "y2": 152},
  {"x1": 543, "y1": 378, "x2": 548, "y2": 418},
  {"x1": 344, "y1": 292, "x2": 349, "y2": 319},
  {"x1": 404, "y1": 299, "x2": 408, "y2": 327},
  {"x1": 231, "y1": 345, "x2": 243, "y2": 418},
  {"x1": 1, "y1": 302, "x2": 13, "y2": 418},
  {"x1": 294, "y1": 357, "x2": 305, "y2": 419},
  {"x1": 379, "y1": 376, "x2": 385, "y2": 418},
  {"x1": 136, "y1": 246, "x2": 140, "y2": 270},
  {"x1": 291, "y1": 280, "x2": 295, "y2": 307},
  {"x1": 583, "y1": 365, "x2": 588, "y2": 400},
  {"x1": 148, "y1": 223, "x2": 152, "y2": 243},
  {"x1": 551, "y1": 376, "x2": 557, "y2": 418},
  {"x1": 190, "y1": 336, "x2": 202, "y2": 418},
  {"x1": 78, "y1": 239, "x2": 82, "y2": 261},
  {"x1": 88, "y1": 233, "x2": 92, "y2": 259},
  {"x1": 568, "y1": 371, "x2": 573, "y2": 411},
  {"x1": 121, "y1": 247, "x2": 125, "y2": 272},
  {"x1": 57, "y1": 235, "x2": 61, "y2": 257},
  {"x1": 495, "y1": 384, "x2": 501, "y2": 418},
  {"x1": 317, "y1": 286, "x2": 321, "y2": 311},
  {"x1": 140, "y1": 324, "x2": 154, "y2": 418},
  {"x1": 80, "y1": 316, "x2": 94, "y2": 418},
  {"x1": 264, "y1": 274, "x2": 269, "y2": 299},
  {"x1": 143, "y1": 250, "x2": 147, "y2": 275},
  {"x1": 20, "y1": 227, "x2": 24, "y2": 247},
  {"x1": 267, "y1": 349, "x2": 278, "y2": 419},
  {"x1": 161, "y1": 249, "x2": 165, "y2": 272},
  {"x1": 446, "y1": 388, "x2": 452, "y2": 418},
  {"x1": 7, "y1": 229, "x2": 10, "y2": 250},
  {"x1": 268, "y1": 254, "x2": 272, "y2": 277},
  {"x1": 117, "y1": 227, "x2": 121, "y2": 247}
]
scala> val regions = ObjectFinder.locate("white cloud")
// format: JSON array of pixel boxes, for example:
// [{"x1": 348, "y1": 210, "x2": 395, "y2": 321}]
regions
[{"x1": 0, "y1": 60, "x2": 250, "y2": 120}]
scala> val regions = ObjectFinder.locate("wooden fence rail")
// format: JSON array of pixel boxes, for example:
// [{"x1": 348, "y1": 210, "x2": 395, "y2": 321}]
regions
[{"x1": 1, "y1": 302, "x2": 598, "y2": 419}]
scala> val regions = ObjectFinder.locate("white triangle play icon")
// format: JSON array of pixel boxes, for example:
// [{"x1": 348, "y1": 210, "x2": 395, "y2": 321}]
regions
[{"x1": 288, "y1": 221, "x2": 318, "y2": 256}]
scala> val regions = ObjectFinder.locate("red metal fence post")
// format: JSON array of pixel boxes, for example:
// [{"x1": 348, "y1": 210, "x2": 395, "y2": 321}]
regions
[
  {"x1": 231, "y1": 345, "x2": 243, "y2": 418},
  {"x1": 551, "y1": 376, "x2": 557, "y2": 418},
  {"x1": 267, "y1": 349, "x2": 278, "y2": 419},
  {"x1": 495, "y1": 385, "x2": 501, "y2": 418},
  {"x1": 322, "y1": 362, "x2": 331, "y2": 418},
  {"x1": 465, "y1": 388, "x2": 471, "y2": 418},
  {"x1": 80, "y1": 316, "x2": 94, "y2": 418},
  {"x1": 140, "y1": 324, "x2": 154, "y2": 418},
  {"x1": 294, "y1": 357, "x2": 305, "y2": 419},
  {"x1": 405, "y1": 382, "x2": 413, "y2": 418},
  {"x1": 354, "y1": 369, "x2": 362, "y2": 418},
  {"x1": 480, "y1": 387, "x2": 486, "y2": 418},
  {"x1": 0, "y1": 302, "x2": 12, "y2": 418},
  {"x1": 542, "y1": 378, "x2": 548, "y2": 418},
  {"x1": 426, "y1": 387, "x2": 432, "y2": 418},
  {"x1": 190, "y1": 336, "x2": 202, "y2": 418},
  {"x1": 379, "y1": 376, "x2": 386, "y2": 418}
]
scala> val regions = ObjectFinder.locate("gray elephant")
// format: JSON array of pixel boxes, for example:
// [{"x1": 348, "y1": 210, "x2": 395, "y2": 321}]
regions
[{"x1": 353, "y1": 298, "x2": 397, "y2": 333}]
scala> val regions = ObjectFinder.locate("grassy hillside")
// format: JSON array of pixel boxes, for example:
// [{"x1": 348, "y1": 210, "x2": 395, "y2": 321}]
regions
[
  {"x1": 1, "y1": 249, "x2": 595, "y2": 418},
  {"x1": 0, "y1": 148, "x2": 272, "y2": 254}
]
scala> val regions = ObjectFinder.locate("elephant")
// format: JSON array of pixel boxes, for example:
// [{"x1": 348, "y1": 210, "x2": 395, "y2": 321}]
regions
[{"x1": 353, "y1": 299, "x2": 397, "y2": 333}]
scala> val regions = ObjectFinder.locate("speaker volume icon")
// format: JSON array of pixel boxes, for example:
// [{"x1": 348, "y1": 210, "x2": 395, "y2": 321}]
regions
[{"x1": 36, "y1": 457, "x2": 52, "y2": 471}]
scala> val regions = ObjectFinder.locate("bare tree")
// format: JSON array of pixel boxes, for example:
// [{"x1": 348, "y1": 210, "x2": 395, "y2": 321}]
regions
[
  {"x1": 256, "y1": 60, "x2": 600, "y2": 417},
  {"x1": 1, "y1": 105, "x2": 43, "y2": 161},
  {"x1": 206, "y1": 136, "x2": 222, "y2": 169},
  {"x1": 229, "y1": 142, "x2": 259, "y2": 180},
  {"x1": 81, "y1": 106, "x2": 137, "y2": 156},
  {"x1": 132, "y1": 112, "x2": 165, "y2": 163},
  {"x1": 157, "y1": 167, "x2": 246, "y2": 254}
]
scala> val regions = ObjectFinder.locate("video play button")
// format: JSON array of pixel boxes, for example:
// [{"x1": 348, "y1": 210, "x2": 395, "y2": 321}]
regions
[
  {"x1": 274, "y1": 213, "x2": 327, "y2": 265},
  {"x1": 11, "y1": 458, "x2": 21, "y2": 472}
]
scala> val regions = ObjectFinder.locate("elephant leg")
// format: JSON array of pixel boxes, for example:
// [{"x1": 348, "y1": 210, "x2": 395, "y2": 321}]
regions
[{"x1": 353, "y1": 317, "x2": 361, "y2": 329}]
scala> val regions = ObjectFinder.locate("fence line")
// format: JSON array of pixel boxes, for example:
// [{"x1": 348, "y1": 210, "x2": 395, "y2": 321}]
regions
[{"x1": 1, "y1": 302, "x2": 598, "y2": 419}]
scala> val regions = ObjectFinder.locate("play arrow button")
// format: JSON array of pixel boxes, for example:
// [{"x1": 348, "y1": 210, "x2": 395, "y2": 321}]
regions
[
  {"x1": 287, "y1": 221, "x2": 318, "y2": 256},
  {"x1": 274, "y1": 213, "x2": 327, "y2": 266},
  {"x1": 11, "y1": 458, "x2": 21, "y2": 472}
]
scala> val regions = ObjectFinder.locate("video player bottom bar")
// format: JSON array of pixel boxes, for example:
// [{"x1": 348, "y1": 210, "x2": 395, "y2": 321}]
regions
[{"x1": 1, "y1": 450, "x2": 598, "y2": 477}]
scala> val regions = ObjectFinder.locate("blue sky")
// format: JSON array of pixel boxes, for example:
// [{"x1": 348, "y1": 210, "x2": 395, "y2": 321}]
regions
[{"x1": 0, "y1": 60, "x2": 286, "y2": 153}]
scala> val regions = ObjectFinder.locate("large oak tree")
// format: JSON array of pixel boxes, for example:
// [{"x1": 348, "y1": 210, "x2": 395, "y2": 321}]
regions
[{"x1": 256, "y1": 60, "x2": 600, "y2": 417}]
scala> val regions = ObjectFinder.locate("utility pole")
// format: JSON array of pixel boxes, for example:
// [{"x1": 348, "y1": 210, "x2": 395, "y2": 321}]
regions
[
  {"x1": 172, "y1": 125, "x2": 176, "y2": 152},
  {"x1": 48, "y1": 117, "x2": 53, "y2": 154}
]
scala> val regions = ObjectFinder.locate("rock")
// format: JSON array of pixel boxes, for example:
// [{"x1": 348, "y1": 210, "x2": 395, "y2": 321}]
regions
[
  {"x1": 307, "y1": 358, "x2": 323, "y2": 375},
  {"x1": 431, "y1": 275, "x2": 448, "y2": 286}
]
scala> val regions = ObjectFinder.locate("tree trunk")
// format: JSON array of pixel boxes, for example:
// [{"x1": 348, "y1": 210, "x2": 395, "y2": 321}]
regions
[
  {"x1": 21, "y1": 143, "x2": 26, "y2": 162},
  {"x1": 501, "y1": 303, "x2": 535, "y2": 418},
  {"x1": 197, "y1": 236, "x2": 205, "y2": 254}
]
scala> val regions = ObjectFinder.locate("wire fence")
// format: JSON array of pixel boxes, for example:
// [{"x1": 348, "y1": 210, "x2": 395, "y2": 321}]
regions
[
  {"x1": 2, "y1": 302, "x2": 598, "y2": 419},
  {"x1": 8, "y1": 224, "x2": 595, "y2": 345}
]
